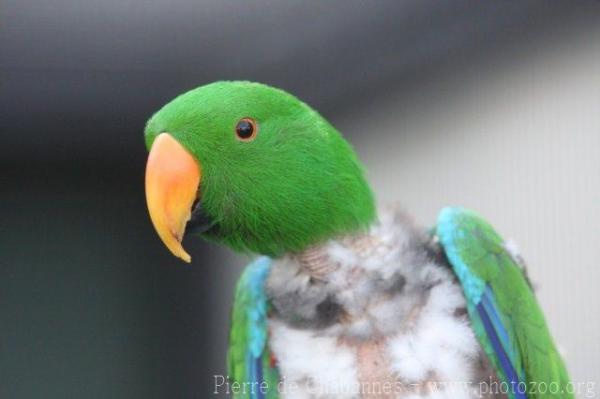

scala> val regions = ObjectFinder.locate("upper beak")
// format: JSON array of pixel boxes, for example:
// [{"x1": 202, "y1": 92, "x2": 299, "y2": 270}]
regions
[{"x1": 145, "y1": 133, "x2": 200, "y2": 262}]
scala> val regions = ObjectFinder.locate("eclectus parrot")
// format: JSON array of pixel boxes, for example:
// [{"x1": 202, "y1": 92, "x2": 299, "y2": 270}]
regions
[{"x1": 144, "y1": 82, "x2": 571, "y2": 398}]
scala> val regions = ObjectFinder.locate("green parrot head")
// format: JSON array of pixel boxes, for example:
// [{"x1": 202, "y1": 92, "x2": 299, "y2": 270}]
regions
[{"x1": 144, "y1": 81, "x2": 375, "y2": 261}]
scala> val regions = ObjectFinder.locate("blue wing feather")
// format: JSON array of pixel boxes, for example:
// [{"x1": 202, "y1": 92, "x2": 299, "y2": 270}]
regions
[
  {"x1": 244, "y1": 257, "x2": 272, "y2": 358},
  {"x1": 477, "y1": 292, "x2": 527, "y2": 399},
  {"x1": 437, "y1": 207, "x2": 527, "y2": 399},
  {"x1": 481, "y1": 287, "x2": 512, "y2": 360},
  {"x1": 228, "y1": 256, "x2": 280, "y2": 399}
]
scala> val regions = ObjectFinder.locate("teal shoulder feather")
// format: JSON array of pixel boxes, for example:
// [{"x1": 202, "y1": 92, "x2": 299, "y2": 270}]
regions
[
  {"x1": 227, "y1": 257, "x2": 280, "y2": 399},
  {"x1": 437, "y1": 207, "x2": 572, "y2": 399}
]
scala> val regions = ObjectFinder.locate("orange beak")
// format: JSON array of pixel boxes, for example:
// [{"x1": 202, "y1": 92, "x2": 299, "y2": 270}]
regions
[{"x1": 145, "y1": 133, "x2": 201, "y2": 262}]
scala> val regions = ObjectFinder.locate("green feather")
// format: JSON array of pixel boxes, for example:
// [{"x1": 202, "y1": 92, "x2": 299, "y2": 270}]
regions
[
  {"x1": 145, "y1": 81, "x2": 375, "y2": 256},
  {"x1": 438, "y1": 208, "x2": 572, "y2": 399}
]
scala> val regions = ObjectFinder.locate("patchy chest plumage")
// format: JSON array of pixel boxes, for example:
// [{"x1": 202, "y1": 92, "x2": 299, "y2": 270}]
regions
[{"x1": 264, "y1": 210, "x2": 501, "y2": 398}]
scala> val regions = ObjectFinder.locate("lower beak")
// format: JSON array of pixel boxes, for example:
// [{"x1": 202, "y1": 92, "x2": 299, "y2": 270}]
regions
[{"x1": 145, "y1": 133, "x2": 200, "y2": 262}]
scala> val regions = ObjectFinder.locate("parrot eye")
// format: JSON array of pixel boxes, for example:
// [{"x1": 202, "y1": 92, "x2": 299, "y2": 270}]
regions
[{"x1": 235, "y1": 118, "x2": 258, "y2": 141}]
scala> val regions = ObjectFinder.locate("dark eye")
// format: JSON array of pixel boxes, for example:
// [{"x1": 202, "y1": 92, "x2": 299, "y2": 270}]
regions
[{"x1": 235, "y1": 118, "x2": 258, "y2": 141}]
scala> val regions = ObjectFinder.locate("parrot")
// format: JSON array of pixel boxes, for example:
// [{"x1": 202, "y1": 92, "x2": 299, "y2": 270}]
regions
[{"x1": 143, "y1": 81, "x2": 572, "y2": 398}]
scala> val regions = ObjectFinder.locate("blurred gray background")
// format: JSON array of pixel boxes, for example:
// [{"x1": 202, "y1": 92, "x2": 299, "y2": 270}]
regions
[{"x1": 1, "y1": 1, "x2": 599, "y2": 398}]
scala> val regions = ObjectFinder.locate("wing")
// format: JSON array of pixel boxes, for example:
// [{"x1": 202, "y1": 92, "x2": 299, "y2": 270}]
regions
[
  {"x1": 437, "y1": 207, "x2": 571, "y2": 399},
  {"x1": 227, "y1": 256, "x2": 280, "y2": 399}
]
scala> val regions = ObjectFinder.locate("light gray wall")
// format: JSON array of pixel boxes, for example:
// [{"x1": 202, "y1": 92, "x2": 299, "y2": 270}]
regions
[{"x1": 332, "y1": 24, "x2": 600, "y2": 385}]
